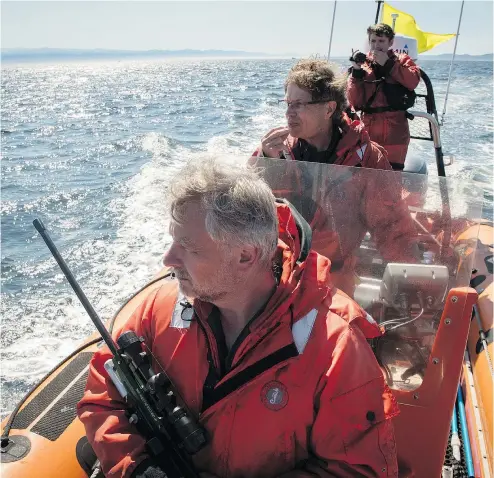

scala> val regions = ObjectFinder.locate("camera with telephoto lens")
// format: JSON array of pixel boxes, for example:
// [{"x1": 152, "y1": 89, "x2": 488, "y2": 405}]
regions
[{"x1": 349, "y1": 50, "x2": 367, "y2": 64}]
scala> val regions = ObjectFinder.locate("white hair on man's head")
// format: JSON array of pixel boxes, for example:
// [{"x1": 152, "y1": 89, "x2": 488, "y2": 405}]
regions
[{"x1": 169, "y1": 158, "x2": 278, "y2": 265}]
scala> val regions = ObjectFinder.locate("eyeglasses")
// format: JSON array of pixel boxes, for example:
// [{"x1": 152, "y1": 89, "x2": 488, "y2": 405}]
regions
[{"x1": 278, "y1": 99, "x2": 330, "y2": 111}]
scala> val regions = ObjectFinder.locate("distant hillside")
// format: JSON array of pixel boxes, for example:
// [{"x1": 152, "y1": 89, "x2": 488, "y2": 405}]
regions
[
  {"x1": 1, "y1": 48, "x2": 273, "y2": 62},
  {"x1": 419, "y1": 53, "x2": 493, "y2": 61}
]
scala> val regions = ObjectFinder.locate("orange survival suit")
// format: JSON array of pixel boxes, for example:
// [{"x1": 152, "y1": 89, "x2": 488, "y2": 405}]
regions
[
  {"x1": 77, "y1": 203, "x2": 399, "y2": 478},
  {"x1": 346, "y1": 50, "x2": 421, "y2": 170},
  {"x1": 251, "y1": 116, "x2": 419, "y2": 296}
]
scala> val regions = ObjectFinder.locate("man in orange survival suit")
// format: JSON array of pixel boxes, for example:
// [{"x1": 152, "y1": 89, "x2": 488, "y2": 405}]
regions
[
  {"x1": 252, "y1": 59, "x2": 420, "y2": 297},
  {"x1": 78, "y1": 159, "x2": 399, "y2": 478},
  {"x1": 347, "y1": 23, "x2": 421, "y2": 170}
]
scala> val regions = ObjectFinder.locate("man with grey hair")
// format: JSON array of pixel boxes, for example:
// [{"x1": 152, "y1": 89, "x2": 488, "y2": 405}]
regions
[
  {"x1": 78, "y1": 158, "x2": 399, "y2": 478},
  {"x1": 165, "y1": 158, "x2": 279, "y2": 341}
]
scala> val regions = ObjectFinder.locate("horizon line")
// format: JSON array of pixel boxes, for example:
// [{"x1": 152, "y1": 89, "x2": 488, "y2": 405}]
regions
[{"x1": 2, "y1": 48, "x2": 493, "y2": 56}]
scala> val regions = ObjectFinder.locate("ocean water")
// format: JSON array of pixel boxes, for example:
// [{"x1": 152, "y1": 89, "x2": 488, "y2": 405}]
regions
[{"x1": 1, "y1": 58, "x2": 493, "y2": 416}]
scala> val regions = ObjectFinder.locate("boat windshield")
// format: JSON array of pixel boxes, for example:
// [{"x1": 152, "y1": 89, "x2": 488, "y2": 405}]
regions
[{"x1": 251, "y1": 156, "x2": 484, "y2": 392}]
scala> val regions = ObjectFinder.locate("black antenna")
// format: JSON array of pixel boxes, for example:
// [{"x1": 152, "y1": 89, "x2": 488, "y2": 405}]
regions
[
  {"x1": 32, "y1": 219, "x2": 119, "y2": 357},
  {"x1": 375, "y1": 0, "x2": 383, "y2": 24}
]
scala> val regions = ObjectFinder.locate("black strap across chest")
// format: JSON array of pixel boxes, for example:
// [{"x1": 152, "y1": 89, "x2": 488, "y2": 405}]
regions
[{"x1": 201, "y1": 343, "x2": 299, "y2": 412}]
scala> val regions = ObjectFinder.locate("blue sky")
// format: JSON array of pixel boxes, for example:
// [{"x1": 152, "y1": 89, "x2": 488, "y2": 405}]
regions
[{"x1": 1, "y1": 1, "x2": 492, "y2": 56}]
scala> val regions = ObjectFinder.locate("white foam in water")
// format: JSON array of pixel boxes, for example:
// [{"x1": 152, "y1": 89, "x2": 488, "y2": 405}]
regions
[
  {"x1": 1, "y1": 134, "x2": 186, "y2": 417},
  {"x1": 206, "y1": 135, "x2": 239, "y2": 155},
  {"x1": 90, "y1": 133, "x2": 184, "y2": 292},
  {"x1": 141, "y1": 132, "x2": 172, "y2": 157}
]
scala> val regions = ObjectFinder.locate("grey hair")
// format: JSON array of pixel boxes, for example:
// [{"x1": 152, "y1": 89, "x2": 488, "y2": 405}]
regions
[{"x1": 169, "y1": 159, "x2": 279, "y2": 265}]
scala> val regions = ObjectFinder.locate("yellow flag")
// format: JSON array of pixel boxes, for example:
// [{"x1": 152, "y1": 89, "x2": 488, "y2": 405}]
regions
[{"x1": 382, "y1": 2, "x2": 456, "y2": 53}]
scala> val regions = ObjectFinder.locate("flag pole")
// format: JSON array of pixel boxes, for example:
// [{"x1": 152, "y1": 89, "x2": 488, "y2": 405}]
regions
[
  {"x1": 327, "y1": 1, "x2": 337, "y2": 61},
  {"x1": 391, "y1": 13, "x2": 399, "y2": 31},
  {"x1": 440, "y1": 0, "x2": 465, "y2": 125},
  {"x1": 375, "y1": 0, "x2": 383, "y2": 24}
]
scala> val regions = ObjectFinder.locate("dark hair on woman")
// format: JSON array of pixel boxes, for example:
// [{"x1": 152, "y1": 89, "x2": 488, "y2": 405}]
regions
[{"x1": 284, "y1": 59, "x2": 348, "y2": 123}]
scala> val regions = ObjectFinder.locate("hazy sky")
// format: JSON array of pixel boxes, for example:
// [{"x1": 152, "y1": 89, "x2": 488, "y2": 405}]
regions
[{"x1": 2, "y1": 1, "x2": 493, "y2": 57}]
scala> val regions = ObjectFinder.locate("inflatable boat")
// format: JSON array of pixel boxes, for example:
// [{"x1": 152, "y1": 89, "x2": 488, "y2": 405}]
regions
[{"x1": 1, "y1": 14, "x2": 493, "y2": 476}]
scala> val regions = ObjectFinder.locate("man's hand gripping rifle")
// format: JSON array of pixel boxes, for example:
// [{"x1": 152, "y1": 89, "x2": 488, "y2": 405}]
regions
[{"x1": 33, "y1": 219, "x2": 207, "y2": 478}]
